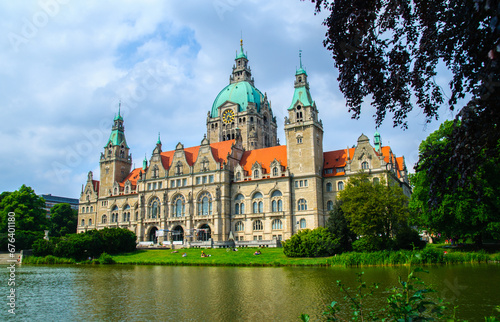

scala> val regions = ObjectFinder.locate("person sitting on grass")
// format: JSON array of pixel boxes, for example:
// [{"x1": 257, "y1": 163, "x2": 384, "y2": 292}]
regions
[
  {"x1": 254, "y1": 250, "x2": 261, "y2": 255},
  {"x1": 182, "y1": 253, "x2": 187, "y2": 257}
]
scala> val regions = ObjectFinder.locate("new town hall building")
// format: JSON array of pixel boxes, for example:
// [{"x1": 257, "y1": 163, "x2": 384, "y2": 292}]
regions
[{"x1": 77, "y1": 42, "x2": 411, "y2": 247}]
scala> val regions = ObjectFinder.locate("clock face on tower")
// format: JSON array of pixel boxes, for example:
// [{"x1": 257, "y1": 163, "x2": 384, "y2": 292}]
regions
[{"x1": 222, "y1": 109, "x2": 235, "y2": 124}]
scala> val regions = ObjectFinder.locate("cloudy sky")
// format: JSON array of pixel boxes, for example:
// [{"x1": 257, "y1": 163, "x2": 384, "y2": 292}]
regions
[{"x1": 0, "y1": 1, "x2": 457, "y2": 198}]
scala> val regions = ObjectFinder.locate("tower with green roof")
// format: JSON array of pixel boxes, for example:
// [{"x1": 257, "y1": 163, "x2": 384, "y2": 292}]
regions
[
  {"x1": 284, "y1": 51, "x2": 325, "y2": 228},
  {"x1": 99, "y1": 106, "x2": 132, "y2": 197},
  {"x1": 206, "y1": 40, "x2": 278, "y2": 151}
]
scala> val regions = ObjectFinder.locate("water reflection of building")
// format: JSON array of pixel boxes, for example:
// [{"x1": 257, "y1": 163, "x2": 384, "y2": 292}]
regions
[{"x1": 77, "y1": 41, "x2": 411, "y2": 247}]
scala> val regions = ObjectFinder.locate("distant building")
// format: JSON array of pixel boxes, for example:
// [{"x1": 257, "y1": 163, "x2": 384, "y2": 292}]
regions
[
  {"x1": 78, "y1": 41, "x2": 411, "y2": 246},
  {"x1": 41, "y1": 194, "x2": 79, "y2": 216}
]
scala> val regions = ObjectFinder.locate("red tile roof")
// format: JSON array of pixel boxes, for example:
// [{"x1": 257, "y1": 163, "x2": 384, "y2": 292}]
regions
[
  {"x1": 120, "y1": 167, "x2": 142, "y2": 186},
  {"x1": 323, "y1": 148, "x2": 355, "y2": 177},
  {"x1": 240, "y1": 145, "x2": 287, "y2": 174},
  {"x1": 159, "y1": 140, "x2": 236, "y2": 169}
]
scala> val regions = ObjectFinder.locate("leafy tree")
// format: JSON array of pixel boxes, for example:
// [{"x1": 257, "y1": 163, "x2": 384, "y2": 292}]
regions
[
  {"x1": 338, "y1": 173, "x2": 409, "y2": 244},
  {"x1": 282, "y1": 227, "x2": 339, "y2": 257},
  {"x1": 326, "y1": 201, "x2": 357, "y2": 252},
  {"x1": 0, "y1": 185, "x2": 48, "y2": 249},
  {"x1": 410, "y1": 121, "x2": 500, "y2": 244},
  {"x1": 49, "y1": 203, "x2": 78, "y2": 237},
  {"x1": 32, "y1": 228, "x2": 136, "y2": 260},
  {"x1": 308, "y1": 0, "x2": 500, "y2": 209}
]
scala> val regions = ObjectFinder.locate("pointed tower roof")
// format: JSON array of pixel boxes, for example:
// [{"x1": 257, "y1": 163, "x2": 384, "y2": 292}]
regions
[
  {"x1": 157, "y1": 132, "x2": 162, "y2": 145},
  {"x1": 235, "y1": 39, "x2": 247, "y2": 59},
  {"x1": 295, "y1": 50, "x2": 308, "y2": 76},
  {"x1": 105, "y1": 105, "x2": 128, "y2": 148},
  {"x1": 289, "y1": 51, "x2": 314, "y2": 110},
  {"x1": 114, "y1": 103, "x2": 124, "y2": 121}
]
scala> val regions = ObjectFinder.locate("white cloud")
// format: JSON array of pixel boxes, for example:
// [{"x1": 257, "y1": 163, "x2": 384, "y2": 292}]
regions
[{"x1": 0, "y1": 0, "x2": 457, "y2": 197}]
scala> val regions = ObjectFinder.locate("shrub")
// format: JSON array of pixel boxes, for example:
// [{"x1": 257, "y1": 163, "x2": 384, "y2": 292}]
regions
[
  {"x1": 352, "y1": 236, "x2": 388, "y2": 252},
  {"x1": 283, "y1": 227, "x2": 340, "y2": 257},
  {"x1": 394, "y1": 226, "x2": 426, "y2": 250},
  {"x1": 98, "y1": 252, "x2": 115, "y2": 264},
  {"x1": 32, "y1": 239, "x2": 55, "y2": 257}
]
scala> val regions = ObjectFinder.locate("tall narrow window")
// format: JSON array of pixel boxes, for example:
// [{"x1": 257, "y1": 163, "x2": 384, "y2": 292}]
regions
[
  {"x1": 253, "y1": 220, "x2": 263, "y2": 231},
  {"x1": 338, "y1": 181, "x2": 344, "y2": 191},
  {"x1": 172, "y1": 195, "x2": 185, "y2": 217},
  {"x1": 235, "y1": 221, "x2": 244, "y2": 232},
  {"x1": 198, "y1": 192, "x2": 212, "y2": 216},
  {"x1": 272, "y1": 219, "x2": 283, "y2": 230},
  {"x1": 327, "y1": 200, "x2": 334, "y2": 211},
  {"x1": 298, "y1": 199, "x2": 307, "y2": 211}
]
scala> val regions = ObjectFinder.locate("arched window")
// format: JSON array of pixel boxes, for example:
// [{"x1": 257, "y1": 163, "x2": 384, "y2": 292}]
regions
[
  {"x1": 234, "y1": 194, "x2": 244, "y2": 215},
  {"x1": 271, "y1": 190, "x2": 282, "y2": 197},
  {"x1": 299, "y1": 218, "x2": 306, "y2": 229},
  {"x1": 88, "y1": 218, "x2": 92, "y2": 226},
  {"x1": 123, "y1": 205, "x2": 131, "y2": 222},
  {"x1": 81, "y1": 219, "x2": 85, "y2": 226},
  {"x1": 298, "y1": 199, "x2": 307, "y2": 211},
  {"x1": 235, "y1": 221, "x2": 244, "y2": 232},
  {"x1": 147, "y1": 198, "x2": 160, "y2": 219},
  {"x1": 90, "y1": 206, "x2": 93, "y2": 212},
  {"x1": 326, "y1": 182, "x2": 333, "y2": 192},
  {"x1": 102, "y1": 215, "x2": 107, "y2": 224},
  {"x1": 272, "y1": 167, "x2": 278, "y2": 176},
  {"x1": 253, "y1": 220, "x2": 263, "y2": 231},
  {"x1": 327, "y1": 200, "x2": 334, "y2": 211},
  {"x1": 172, "y1": 195, "x2": 185, "y2": 217},
  {"x1": 198, "y1": 192, "x2": 212, "y2": 216},
  {"x1": 338, "y1": 181, "x2": 344, "y2": 191},
  {"x1": 373, "y1": 177, "x2": 380, "y2": 184},
  {"x1": 253, "y1": 192, "x2": 263, "y2": 199},
  {"x1": 272, "y1": 219, "x2": 282, "y2": 230},
  {"x1": 152, "y1": 201, "x2": 158, "y2": 219},
  {"x1": 252, "y1": 192, "x2": 263, "y2": 213},
  {"x1": 270, "y1": 190, "x2": 283, "y2": 212},
  {"x1": 111, "y1": 206, "x2": 118, "y2": 223},
  {"x1": 361, "y1": 161, "x2": 369, "y2": 170}
]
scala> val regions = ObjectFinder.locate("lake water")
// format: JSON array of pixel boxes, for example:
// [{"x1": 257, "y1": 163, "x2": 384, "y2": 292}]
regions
[{"x1": 1, "y1": 264, "x2": 499, "y2": 321}]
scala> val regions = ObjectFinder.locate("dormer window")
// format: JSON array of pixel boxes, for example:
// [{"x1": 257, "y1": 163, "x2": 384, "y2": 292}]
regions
[{"x1": 253, "y1": 169, "x2": 259, "y2": 179}]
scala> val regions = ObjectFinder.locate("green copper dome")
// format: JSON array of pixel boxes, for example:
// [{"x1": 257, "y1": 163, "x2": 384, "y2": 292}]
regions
[{"x1": 211, "y1": 81, "x2": 264, "y2": 117}]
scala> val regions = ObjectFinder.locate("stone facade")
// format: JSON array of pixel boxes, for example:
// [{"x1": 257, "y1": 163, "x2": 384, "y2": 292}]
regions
[{"x1": 77, "y1": 43, "x2": 411, "y2": 246}]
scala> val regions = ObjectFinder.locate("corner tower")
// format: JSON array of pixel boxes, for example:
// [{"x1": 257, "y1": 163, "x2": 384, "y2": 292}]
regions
[
  {"x1": 285, "y1": 53, "x2": 325, "y2": 227},
  {"x1": 99, "y1": 108, "x2": 132, "y2": 197},
  {"x1": 285, "y1": 53, "x2": 324, "y2": 176},
  {"x1": 207, "y1": 40, "x2": 278, "y2": 150}
]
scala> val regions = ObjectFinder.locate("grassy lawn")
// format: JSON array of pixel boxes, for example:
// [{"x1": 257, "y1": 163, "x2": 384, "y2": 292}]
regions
[
  {"x1": 111, "y1": 246, "x2": 500, "y2": 267},
  {"x1": 112, "y1": 247, "x2": 332, "y2": 266}
]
